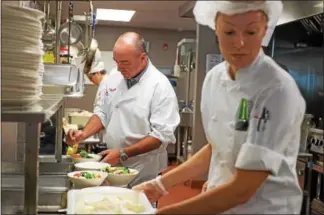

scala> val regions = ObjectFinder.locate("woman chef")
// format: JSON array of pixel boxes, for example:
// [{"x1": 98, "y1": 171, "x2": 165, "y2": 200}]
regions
[
  {"x1": 86, "y1": 48, "x2": 107, "y2": 86},
  {"x1": 86, "y1": 48, "x2": 117, "y2": 106},
  {"x1": 133, "y1": 1, "x2": 306, "y2": 214}
]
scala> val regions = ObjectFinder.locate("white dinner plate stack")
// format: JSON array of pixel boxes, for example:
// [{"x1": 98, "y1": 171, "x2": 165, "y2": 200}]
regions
[{"x1": 2, "y1": 5, "x2": 45, "y2": 106}]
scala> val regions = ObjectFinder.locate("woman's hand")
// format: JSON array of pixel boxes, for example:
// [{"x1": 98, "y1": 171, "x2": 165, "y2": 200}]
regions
[{"x1": 132, "y1": 177, "x2": 169, "y2": 203}]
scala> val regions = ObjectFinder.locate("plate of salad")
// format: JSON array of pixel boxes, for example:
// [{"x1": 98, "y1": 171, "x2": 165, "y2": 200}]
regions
[
  {"x1": 101, "y1": 166, "x2": 139, "y2": 187},
  {"x1": 68, "y1": 170, "x2": 108, "y2": 188},
  {"x1": 68, "y1": 150, "x2": 102, "y2": 163}
]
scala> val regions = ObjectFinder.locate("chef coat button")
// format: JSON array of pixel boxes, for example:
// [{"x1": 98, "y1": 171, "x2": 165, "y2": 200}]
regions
[
  {"x1": 212, "y1": 116, "x2": 217, "y2": 121},
  {"x1": 115, "y1": 105, "x2": 119, "y2": 109}
]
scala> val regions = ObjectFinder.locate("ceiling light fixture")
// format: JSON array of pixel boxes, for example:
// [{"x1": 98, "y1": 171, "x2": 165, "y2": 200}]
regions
[{"x1": 96, "y1": 8, "x2": 135, "y2": 22}]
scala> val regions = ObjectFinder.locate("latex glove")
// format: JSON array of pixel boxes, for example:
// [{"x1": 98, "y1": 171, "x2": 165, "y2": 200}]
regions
[
  {"x1": 132, "y1": 176, "x2": 169, "y2": 203},
  {"x1": 201, "y1": 181, "x2": 208, "y2": 193}
]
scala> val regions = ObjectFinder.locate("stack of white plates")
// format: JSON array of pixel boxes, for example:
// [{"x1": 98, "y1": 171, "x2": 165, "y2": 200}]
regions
[{"x1": 2, "y1": 5, "x2": 45, "y2": 106}]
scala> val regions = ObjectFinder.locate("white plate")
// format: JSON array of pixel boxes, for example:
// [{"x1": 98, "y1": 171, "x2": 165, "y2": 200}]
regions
[
  {"x1": 2, "y1": 53, "x2": 42, "y2": 63},
  {"x1": 67, "y1": 187, "x2": 155, "y2": 214},
  {"x1": 2, "y1": 97, "x2": 40, "y2": 106},
  {"x1": 2, "y1": 16, "x2": 42, "y2": 26},
  {"x1": 1, "y1": 25, "x2": 43, "y2": 38},
  {"x1": 67, "y1": 171, "x2": 108, "y2": 189},
  {"x1": 68, "y1": 154, "x2": 102, "y2": 163},
  {"x1": 2, "y1": 20, "x2": 42, "y2": 33},
  {"x1": 2, "y1": 33, "x2": 42, "y2": 46},
  {"x1": 74, "y1": 162, "x2": 111, "y2": 171},
  {"x1": 1, "y1": 68, "x2": 41, "y2": 79},
  {"x1": 2, "y1": 55, "x2": 42, "y2": 65},
  {"x1": 2, "y1": 4, "x2": 45, "y2": 20},
  {"x1": 2, "y1": 49, "x2": 43, "y2": 57},
  {"x1": 2, "y1": 80, "x2": 39, "y2": 89},
  {"x1": 2, "y1": 85, "x2": 38, "y2": 93},
  {"x1": 2, "y1": 60, "x2": 40, "y2": 71},
  {"x1": 1, "y1": 40, "x2": 43, "y2": 50},
  {"x1": 2, "y1": 82, "x2": 39, "y2": 91},
  {"x1": 2, "y1": 15, "x2": 43, "y2": 26}
]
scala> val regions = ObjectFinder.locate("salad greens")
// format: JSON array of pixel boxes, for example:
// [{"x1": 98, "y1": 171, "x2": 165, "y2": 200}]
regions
[
  {"x1": 101, "y1": 166, "x2": 131, "y2": 175},
  {"x1": 79, "y1": 150, "x2": 92, "y2": 159},
  {"x1": 73, "y1": 171, "x2": 101, "y2": 179}
]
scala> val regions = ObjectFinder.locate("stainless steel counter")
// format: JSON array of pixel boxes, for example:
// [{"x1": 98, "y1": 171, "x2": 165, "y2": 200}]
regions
[
  {"x1": 1, "y1": 95, "x2": 65, "y2": 214},
  {"x1": 2, "y1": 156, "x2": 73, "y2": 214}
]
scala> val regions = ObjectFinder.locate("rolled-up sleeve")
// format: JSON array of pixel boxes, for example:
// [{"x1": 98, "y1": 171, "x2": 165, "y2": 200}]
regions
[
  {"x1": 235, "y1": 84, "x2": 306, "y2": 175},
  {"x1": 149, "y1": 83, "x2": 180, "y2": 146},
  {"x1": 93, "y1": 83, "x2": 108, "y2": 128}
]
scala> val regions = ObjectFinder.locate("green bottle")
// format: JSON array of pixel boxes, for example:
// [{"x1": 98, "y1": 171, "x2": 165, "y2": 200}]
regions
[{"x1": 235, "y1": 98, "x2": 249, "y2": 131}]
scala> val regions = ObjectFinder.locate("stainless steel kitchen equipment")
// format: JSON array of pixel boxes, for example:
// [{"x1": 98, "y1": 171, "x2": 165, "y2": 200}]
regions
[
  {"x1": 59, "y1": 21, "x2": 83, "y2": 46},
  {"x1": 42, "y1": 1, "x2": 55, "y2": 51},
  {"x1": 298, "y1": 116, "x2": 324, "y2": 215},
  {"x1": 1, "y1": 95, "x2": 65, "y2": 214},
  {"x1": 297, "y1": 153, "x2": 313, "y2": 215},
  {"x1": 175, "y1": 39, "x2": 196, "y2": 163},
  {"x1": 308, "y1": 127, "x2": 324, "y2": 215},
  {"x1": 300, "y1": 114, "x2": 316, "y2": 152},
  {"x1": 42, "y1": 64, "x2": 84, "y2": 97},
  {"x1": 55, "y1": 1, "x2": 62, "y2": 64}
]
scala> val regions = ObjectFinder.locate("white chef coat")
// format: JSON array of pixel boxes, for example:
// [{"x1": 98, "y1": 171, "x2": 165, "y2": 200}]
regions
[
  {"x1": 201, "y1": 49, "x2": 306, "y2": 214},
  {"x1": 93, "y1": 61, "x2": 180, "y2": 187},
  {"x1": 93, "y1": 68, "x2": 118, "y2": 108}
]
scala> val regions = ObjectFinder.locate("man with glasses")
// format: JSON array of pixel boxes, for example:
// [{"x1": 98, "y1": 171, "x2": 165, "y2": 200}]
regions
[{"x1": 67, "y1": 32, "x2": 180, "y2": 188}]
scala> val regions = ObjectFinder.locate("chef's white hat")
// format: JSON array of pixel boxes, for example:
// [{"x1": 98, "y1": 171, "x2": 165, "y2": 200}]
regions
[
  {"x1": 193, "y1": 1, "x2": 283, "y2": 47},
  {"x1": 89, "y1": 48, "x2": 105, "y2": 74}
]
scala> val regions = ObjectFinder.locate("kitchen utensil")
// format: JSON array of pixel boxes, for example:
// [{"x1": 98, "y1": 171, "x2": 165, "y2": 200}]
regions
[
  {"x1": 83, "y1": 38, "x2": 98, "y2": 75},
  {"x1": 58, "y1": 21, "x2": 82, "y2": 46}
]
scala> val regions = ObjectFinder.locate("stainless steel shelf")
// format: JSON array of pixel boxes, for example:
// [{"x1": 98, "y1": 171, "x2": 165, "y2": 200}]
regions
[
  {"x1": 1, "y1": 95, "x2": 65, "y2": 215},
  {"x1": 1, "y1": 95, "x2": 64, "y2": 123}
]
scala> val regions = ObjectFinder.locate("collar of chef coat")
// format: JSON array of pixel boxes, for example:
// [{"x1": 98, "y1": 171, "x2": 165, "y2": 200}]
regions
[
  {"x1": 221, "y1": 49, "x2": 265, "y2": 90},
  {"x1": 126, "y1": 61, "x2": 149, "y2": 89}
]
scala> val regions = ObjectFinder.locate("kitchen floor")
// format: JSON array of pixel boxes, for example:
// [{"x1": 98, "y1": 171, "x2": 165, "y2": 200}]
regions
[{"x1": 157, "y1": 163, "x2": 202, "y2": 208}]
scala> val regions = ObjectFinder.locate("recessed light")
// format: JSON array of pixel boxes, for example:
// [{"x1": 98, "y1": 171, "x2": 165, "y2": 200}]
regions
[{"x1": 96, "y1": 8, "x2": 135, "y2": 22}]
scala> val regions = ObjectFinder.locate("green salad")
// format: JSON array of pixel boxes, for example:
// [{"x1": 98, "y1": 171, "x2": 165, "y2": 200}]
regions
[
  {"x1": 101, "y1": 166, "x2": 131, "y2": 175},
  {"x1": 73, "y1": 171, "x2": 102, "y2": 179},
  {"x1": 79, "y1": 150, "x2": 92, "y2": 158}
]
